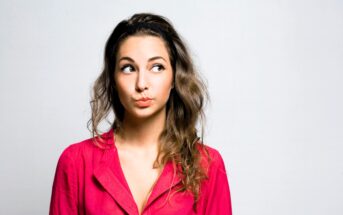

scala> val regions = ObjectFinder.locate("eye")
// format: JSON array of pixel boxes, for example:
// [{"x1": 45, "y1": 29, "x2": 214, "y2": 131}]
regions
[
  {"x1": 151, "y1": 64, "x2": 165, "y2": 73},
  {"x1": 120, "y1": 65, "x2": 135, "y2": 73}
]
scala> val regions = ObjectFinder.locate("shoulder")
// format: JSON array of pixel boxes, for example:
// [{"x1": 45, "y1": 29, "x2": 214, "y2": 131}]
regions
[
  {"x1": 197, "y1": 145, "x2": 230, "y2": 198},
  {"x1": 55, "y1": 138, "x2": 92, "y2": 168},
  {"x1": 197, "y1": 144, "x2": 226, "y2": 168},
  {"x1": 59, "y1": 130, "x2": 113, "y2": 158},
  {"x1": 59, "y1": 137, "x2": 93, "y2": 158},
  {"x1": 56, "y1": 134, "x2": 111, "y2": 169},
  {"x1": 196, "y1": 145, "x2": 232, "y2": 213}
]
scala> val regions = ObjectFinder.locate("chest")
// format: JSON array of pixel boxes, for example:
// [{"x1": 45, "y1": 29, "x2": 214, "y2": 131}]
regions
[
  {"x1": 85, "y1": 147, "x2": 199, "y2": 215},
  {"x1": 118, "y1": 149, "x2": 163, "y2": 214}
]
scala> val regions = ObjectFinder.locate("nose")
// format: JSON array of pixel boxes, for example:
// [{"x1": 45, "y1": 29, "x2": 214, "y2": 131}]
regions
[{"x1": 135, "y1": 70, "x2": 149, "y2": 92}]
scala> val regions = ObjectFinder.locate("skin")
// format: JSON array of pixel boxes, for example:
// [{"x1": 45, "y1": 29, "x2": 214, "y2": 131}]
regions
[{"x1": 114, "y1": 35, "x2": 174, "y2": 214}]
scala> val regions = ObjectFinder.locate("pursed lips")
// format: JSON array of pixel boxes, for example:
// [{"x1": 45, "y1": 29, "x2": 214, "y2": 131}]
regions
[
  {"x1": 136, "y1": 97, "x2": 152, "y2": 101},
  {"x1": 134, "y1": 97, "x2": 153, "y2": 107}
]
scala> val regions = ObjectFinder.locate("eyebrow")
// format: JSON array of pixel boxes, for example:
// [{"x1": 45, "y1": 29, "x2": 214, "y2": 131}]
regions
[{"x1": 118, "y1": 56, "x2": 167, "y2": 63}]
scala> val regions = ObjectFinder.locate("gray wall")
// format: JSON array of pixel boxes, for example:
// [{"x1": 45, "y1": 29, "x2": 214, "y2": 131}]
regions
[{"x1": 0, "y1": 0, "x2": 342, "y2": 214}]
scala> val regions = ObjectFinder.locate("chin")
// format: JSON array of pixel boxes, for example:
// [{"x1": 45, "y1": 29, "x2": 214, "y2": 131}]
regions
[{"x1": 127, "y1": 106, "x2": 166, "y2": 120}]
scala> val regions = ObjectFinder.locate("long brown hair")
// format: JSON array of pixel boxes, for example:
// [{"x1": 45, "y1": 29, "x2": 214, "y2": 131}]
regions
[{"x1": 88, "y1": 13, "x2": 209, "y2": 208}]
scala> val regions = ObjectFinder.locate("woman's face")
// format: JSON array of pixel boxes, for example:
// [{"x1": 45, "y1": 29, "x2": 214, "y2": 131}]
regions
[{"x1": 114, "y1": 35, "x2": 173, "y2": 120}]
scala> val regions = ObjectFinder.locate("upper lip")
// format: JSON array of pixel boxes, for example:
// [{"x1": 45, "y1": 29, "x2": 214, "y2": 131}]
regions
[{"x1": 136, "y1": 97, "x2": 152, "y2": 101}]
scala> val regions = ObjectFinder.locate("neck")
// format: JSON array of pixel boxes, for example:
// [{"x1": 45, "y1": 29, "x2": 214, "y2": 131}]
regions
[{"x1": 116, "y1": 109, "x2": 166, "y2": 148}]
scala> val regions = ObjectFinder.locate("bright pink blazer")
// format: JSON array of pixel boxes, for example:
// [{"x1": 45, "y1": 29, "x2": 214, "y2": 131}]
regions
[{"x1": 49, "y1": 130, "x2": 232, "y2": 215}]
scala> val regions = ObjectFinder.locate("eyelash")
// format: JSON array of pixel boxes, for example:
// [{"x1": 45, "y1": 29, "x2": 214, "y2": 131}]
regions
[
  {"x1": 151, "y1": 64, "x2": 165, "y2": 72},
  {"x1": 119, "y1": 64, "x2": 165, "y2": 73},
  {"x1": 120, "y1": 64, "x2": 135, "y2": 73}
]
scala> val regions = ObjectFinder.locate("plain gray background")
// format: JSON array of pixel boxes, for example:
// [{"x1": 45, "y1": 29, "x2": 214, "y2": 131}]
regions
[{"x1": 1, "y1": 0, "x2": 342, "y2": 214}]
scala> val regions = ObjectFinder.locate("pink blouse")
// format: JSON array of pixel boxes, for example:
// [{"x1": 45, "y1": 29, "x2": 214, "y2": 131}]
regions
[{"x1": 49, "y1": 130, "x2": 232, "y2": 215}]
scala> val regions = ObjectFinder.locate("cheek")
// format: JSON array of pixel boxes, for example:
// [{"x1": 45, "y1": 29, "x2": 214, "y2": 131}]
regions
[
  {"x1": 155, "y1": 77, "x2": 173, "y2": 98},
  {"x1": 115, "y1": 78, "x2": 132, "y2": 103}
]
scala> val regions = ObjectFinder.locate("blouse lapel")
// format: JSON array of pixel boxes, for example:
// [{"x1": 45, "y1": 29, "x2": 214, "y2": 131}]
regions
[
  {"x1": 93, "y1": 131, "x2": 139, "y2": 215},
  {"x1": 144, "y1": 161, "x2": 182, "y2": 209},
  {"x1": 92, "y1": 130, "x2": 183, "y2": 214}
]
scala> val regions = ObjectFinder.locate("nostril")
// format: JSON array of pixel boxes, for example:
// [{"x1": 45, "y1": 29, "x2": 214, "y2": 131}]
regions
[
  {"x1": 135, "y1": 84, "x2": 148, "y2": 92},
  {"x1": 136, "y1": 79, "x2": 148, "y2": 92}
]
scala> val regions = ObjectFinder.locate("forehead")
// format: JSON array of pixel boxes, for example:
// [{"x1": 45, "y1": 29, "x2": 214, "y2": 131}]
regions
[{"x1": 117, "y1": 35, "x2": 170, "y2": 61}]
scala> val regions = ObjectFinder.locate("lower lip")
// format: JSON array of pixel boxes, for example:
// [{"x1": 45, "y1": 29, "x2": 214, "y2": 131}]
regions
[{"x1": 135, "y1": 99, "x2": 152, "y2": 108}]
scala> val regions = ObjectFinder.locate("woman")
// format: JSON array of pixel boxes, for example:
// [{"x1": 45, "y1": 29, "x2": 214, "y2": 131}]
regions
[{"x1": 50, "y1": 13, "x2": 232, "y2": 215}]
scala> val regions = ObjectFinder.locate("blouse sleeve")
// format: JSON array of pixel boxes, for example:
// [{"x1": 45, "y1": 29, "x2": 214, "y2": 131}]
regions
[
  {"x1": 202, "y1": 149, "x2": 232, "y2": 215},
  {"x1": 49, "y1": 146, "x2": 78, "y2": 215}
]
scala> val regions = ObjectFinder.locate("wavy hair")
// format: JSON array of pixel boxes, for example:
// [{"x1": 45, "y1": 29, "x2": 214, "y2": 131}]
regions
[{"x1": 88, "y1": 13, "x2": 209, "y2": 209}]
